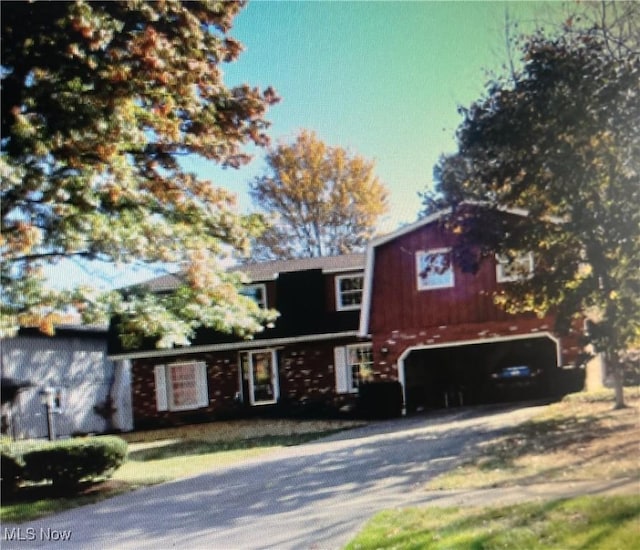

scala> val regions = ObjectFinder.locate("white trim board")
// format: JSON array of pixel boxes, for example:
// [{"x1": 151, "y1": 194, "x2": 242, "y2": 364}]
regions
[
  {"x1": 395, "y1": 331, "x2": 562, "y2": 414},
  {"x1": 109, "y1": 331, "x2": 363, "y2": 361}
]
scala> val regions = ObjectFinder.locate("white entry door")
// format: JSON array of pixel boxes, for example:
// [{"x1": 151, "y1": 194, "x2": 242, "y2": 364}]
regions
[{"x1": 240, "y1": 350, "x2": 279, "y2": 405}]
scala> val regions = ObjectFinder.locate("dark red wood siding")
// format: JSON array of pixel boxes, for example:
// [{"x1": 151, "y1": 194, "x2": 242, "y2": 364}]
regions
[
  {"x1": 370, "y1": 222, "x2": 516, "y2": 334},
  {"x1": 368, "y1": 221, "x2": 583, "y2": 377}
]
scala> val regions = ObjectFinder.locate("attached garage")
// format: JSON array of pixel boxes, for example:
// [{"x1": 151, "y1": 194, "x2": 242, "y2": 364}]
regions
[{"x1": 398, "y1": 334, "x2": 560, "y2": 413}]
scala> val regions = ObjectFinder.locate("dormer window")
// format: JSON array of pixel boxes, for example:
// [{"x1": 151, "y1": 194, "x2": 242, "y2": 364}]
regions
[
  {"x1": 335, "y1": 274, "x2": 364, "y2": 311},
  {"x1": 240, "y1": 283, "x2": 267, "y2": 309},
  {"x1": 416, "y1": 249, "x2": 454, "y2": 290},
  {"x1": 496, "y1": 252, "x2": 534, "y2": 283}
]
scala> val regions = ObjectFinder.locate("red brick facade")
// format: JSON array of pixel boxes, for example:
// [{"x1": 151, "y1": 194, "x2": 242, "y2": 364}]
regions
[{"x1": 130, "y1": 337, "x2": 364, "y2": 427}]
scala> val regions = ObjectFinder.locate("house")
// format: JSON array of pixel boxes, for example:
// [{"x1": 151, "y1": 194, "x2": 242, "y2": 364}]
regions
[
  {"x1": 108, "y1": 208, "x2": 585, "y2": 428},
  {"x1": 359, "y1": 209, "x2": 584, "y2": 413},
  {"x1": 107, "y1": 254, "x2": 372, "y2": 429},
  {"x1": 1, "y1": 326, "x2": 133, "y2": 439}
]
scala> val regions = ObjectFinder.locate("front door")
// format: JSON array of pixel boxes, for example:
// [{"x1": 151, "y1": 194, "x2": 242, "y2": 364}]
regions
[{"x1": 239, "y1": 350, "x2": 279, "y2": 405}]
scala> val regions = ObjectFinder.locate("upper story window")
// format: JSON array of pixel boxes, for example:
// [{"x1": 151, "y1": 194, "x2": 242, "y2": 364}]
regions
[
  {"x1": 496, "y1": 252, "x2": 534, "y2": 283},
  {"x1": 240, "y1": 283, "x2": 267, "y2": 309},
  {"x1": 416, "y1": 249, "x2": 454, "y2": 290},
  {"x1": 335, "y1": 274, "x2": 364, "y2": 311}
]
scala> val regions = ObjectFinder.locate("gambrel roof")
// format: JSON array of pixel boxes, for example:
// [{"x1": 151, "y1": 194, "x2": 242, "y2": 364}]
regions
[{"x1": 357, "y1": 204, "x2": 536, "y2": 336}]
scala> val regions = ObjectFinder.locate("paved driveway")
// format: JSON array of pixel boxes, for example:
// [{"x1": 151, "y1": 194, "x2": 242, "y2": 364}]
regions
[{"x1": 4, "y1": 404, "x2": 549, "y2": 549}]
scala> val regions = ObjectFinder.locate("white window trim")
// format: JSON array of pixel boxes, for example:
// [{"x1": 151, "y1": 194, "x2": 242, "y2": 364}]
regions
[
  {"x1": 334, "y1": 347, "x2": 350, "y2": 394},
  {"x1": 334, "y1": 343, "x2": 372, "y2": 394},
  {"x1": 335, "y1": 273, "x2": 364, "y2": 311},
  {"x1": 154, "y1": 361, "x2": 209, "y2": 412},
  {"x1": 241, "y1": 283, "x2": 267, "y2": 309},
  {"x1": 496, "y1": 252, "x2": 534, "y2": 283},
  {"x1": 416, "y1": 248, "x2": 455, "y2": 290},
  {"x1": 241, "y1": 349, "x2": 280, "y2": 406}
]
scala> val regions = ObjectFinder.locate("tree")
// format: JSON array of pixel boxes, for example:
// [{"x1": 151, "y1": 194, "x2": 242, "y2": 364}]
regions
[
  {"x1": 564, "y1": 0, "x2": 639, "y2": 61},
  {"x1": 422, "y1": 33, "x2": 639, "y2": 408},
  {"x1": 249, "y1": 130, "x2": 388, "y2": 260},
  {"x1": 1, "y1": 1, "x2": 279, "y2": 348}
]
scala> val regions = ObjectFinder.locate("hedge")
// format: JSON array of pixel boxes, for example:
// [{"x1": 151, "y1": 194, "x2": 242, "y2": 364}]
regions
[
  {"x1": 20, "y1": 436, "x2": 128, "y2": 490},
  {"x1": 1, "y1": 450, "x2": 24, "y2": 495}
]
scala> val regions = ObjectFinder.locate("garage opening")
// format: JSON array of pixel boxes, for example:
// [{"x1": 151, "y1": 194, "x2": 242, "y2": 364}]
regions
[{"x1": 402, "y1": 336, "x2": 558, "y2": 413}]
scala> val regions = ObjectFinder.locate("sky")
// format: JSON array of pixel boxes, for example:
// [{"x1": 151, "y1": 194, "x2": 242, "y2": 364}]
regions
[
  {"x1": 196, "y1": 1, "x2": 570, "y2": 231},
  {"x1": 49, "y1": 0, "x2": 573, "y2": 289}
]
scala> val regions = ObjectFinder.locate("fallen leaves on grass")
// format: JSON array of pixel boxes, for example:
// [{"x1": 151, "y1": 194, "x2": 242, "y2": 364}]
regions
[{"x1": 426, "y1": 391, "x2": 639, "y2": 490}]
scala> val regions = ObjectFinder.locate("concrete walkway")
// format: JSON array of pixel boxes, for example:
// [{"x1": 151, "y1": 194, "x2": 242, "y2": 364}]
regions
[{"x1": 2, "y1": 404, "x2": 638, "y2": 550}]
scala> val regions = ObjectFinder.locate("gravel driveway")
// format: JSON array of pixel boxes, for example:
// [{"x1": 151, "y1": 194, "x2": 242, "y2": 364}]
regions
[{"x1": 3, "y1": 404, "x2": 550, "y2": 549}]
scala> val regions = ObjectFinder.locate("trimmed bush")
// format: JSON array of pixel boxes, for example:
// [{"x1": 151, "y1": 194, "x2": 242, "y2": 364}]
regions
[
  {"x1": 22, "y1": 436, "x2": 128, "y2": 490},
  {"x1": 1, "y1": 450, "x2": 24, "y2": 495}
]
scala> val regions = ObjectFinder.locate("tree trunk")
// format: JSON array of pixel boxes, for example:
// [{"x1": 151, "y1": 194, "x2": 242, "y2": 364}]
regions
[{"x1": 609, "y1": 353, "x2": 626, "y2": 409}]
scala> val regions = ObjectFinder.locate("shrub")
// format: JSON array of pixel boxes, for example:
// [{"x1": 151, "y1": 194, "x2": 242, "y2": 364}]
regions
[
  {"x1": 1, "y1": 450, "x2": 24, "y2": 495},
  {"x1": 22, "y1": 436, "x2": 128, "y2": 490}
]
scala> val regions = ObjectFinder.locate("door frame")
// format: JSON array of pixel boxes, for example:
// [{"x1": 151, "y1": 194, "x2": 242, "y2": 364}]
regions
[{"x1": 238, "y1": 349, "x2": 280, "y2": 406}]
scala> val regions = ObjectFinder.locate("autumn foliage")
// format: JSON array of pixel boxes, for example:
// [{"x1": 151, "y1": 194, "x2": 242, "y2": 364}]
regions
[
  {"x1": 1, "y1": 1, "x2": 278, "y2": 347},
  {"x1": 249, "y1": 130, "x2": 389, "y2": 260}
]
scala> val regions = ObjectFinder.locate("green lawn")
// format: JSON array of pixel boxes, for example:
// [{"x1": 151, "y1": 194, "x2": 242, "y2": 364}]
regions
[
  {"x1": 113, "y1": 431, "x2": 336, "y2": 486},
  {"x1": 346, "y1": 496, "x2": 640, "y2": 550}
]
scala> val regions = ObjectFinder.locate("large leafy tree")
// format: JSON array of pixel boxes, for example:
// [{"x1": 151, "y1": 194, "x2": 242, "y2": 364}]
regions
[
  {"x1": 1, "y1": 1, "x2": 279, "y2": 348},
  {"x1": 422, "y1": 33, "x2": 639, "y2": 408},
  {"x1": 249, "y1": 130, "x2": 388, "y2": 260}
]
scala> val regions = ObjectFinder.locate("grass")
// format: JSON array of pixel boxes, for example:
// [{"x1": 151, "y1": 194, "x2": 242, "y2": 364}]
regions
[
  {"x1": 425, "y1": 388, "x2": 640, "y2": 490},
  {"x1": 347, "y1": 388, "x2": 640, "y2": 550},
  {"x1": 1, "y1": 418, "x2": 360, "y2": 523},
  {"x1": 113, "y1": 430, "x2": 340, "y2": 485},
  {"x1": 346, "y1": 495, "x2": 640, "y2": 550}
]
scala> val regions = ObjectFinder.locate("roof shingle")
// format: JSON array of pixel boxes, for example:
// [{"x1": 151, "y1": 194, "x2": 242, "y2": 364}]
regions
[{"x1": 138, "y1": 253, "x2": 366, "y2": 292}]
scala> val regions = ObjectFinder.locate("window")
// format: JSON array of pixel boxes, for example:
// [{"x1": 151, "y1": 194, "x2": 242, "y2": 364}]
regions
[
  {"x1": 335, "y1": 274, "x2": 364, "y2": 311},
  {"x1": 334, "y1": 344, "x2": 373, "y2": 393},
  {"x1": 240, "y1": 283, "x2": 267, "y2": 308},
  {"x1": 496, "y1": 252, "x2": 534, "y2": 283},
  {"x1": 154, "y1": 361, "x2": 209, "y2": 412},
  {"x1": 416, "y1": 249, "x2": 454, "y2": 290}
]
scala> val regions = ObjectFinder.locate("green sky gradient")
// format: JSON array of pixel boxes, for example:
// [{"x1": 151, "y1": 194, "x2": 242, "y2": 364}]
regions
[
  {"x1": 190, "y1": 1, "x2": 570, "y2": 232},
  {"x1": 51, "y1": 1, "x2": 576, "y2": 288}
]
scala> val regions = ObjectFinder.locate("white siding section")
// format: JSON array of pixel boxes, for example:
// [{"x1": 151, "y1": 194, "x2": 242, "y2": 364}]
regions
[
  {"x1": 111, "y1": 359, "x2": 133, "y2": 431},
  {"x1": 1, "y1": 333, "x2": 132, "y2": 439}
]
